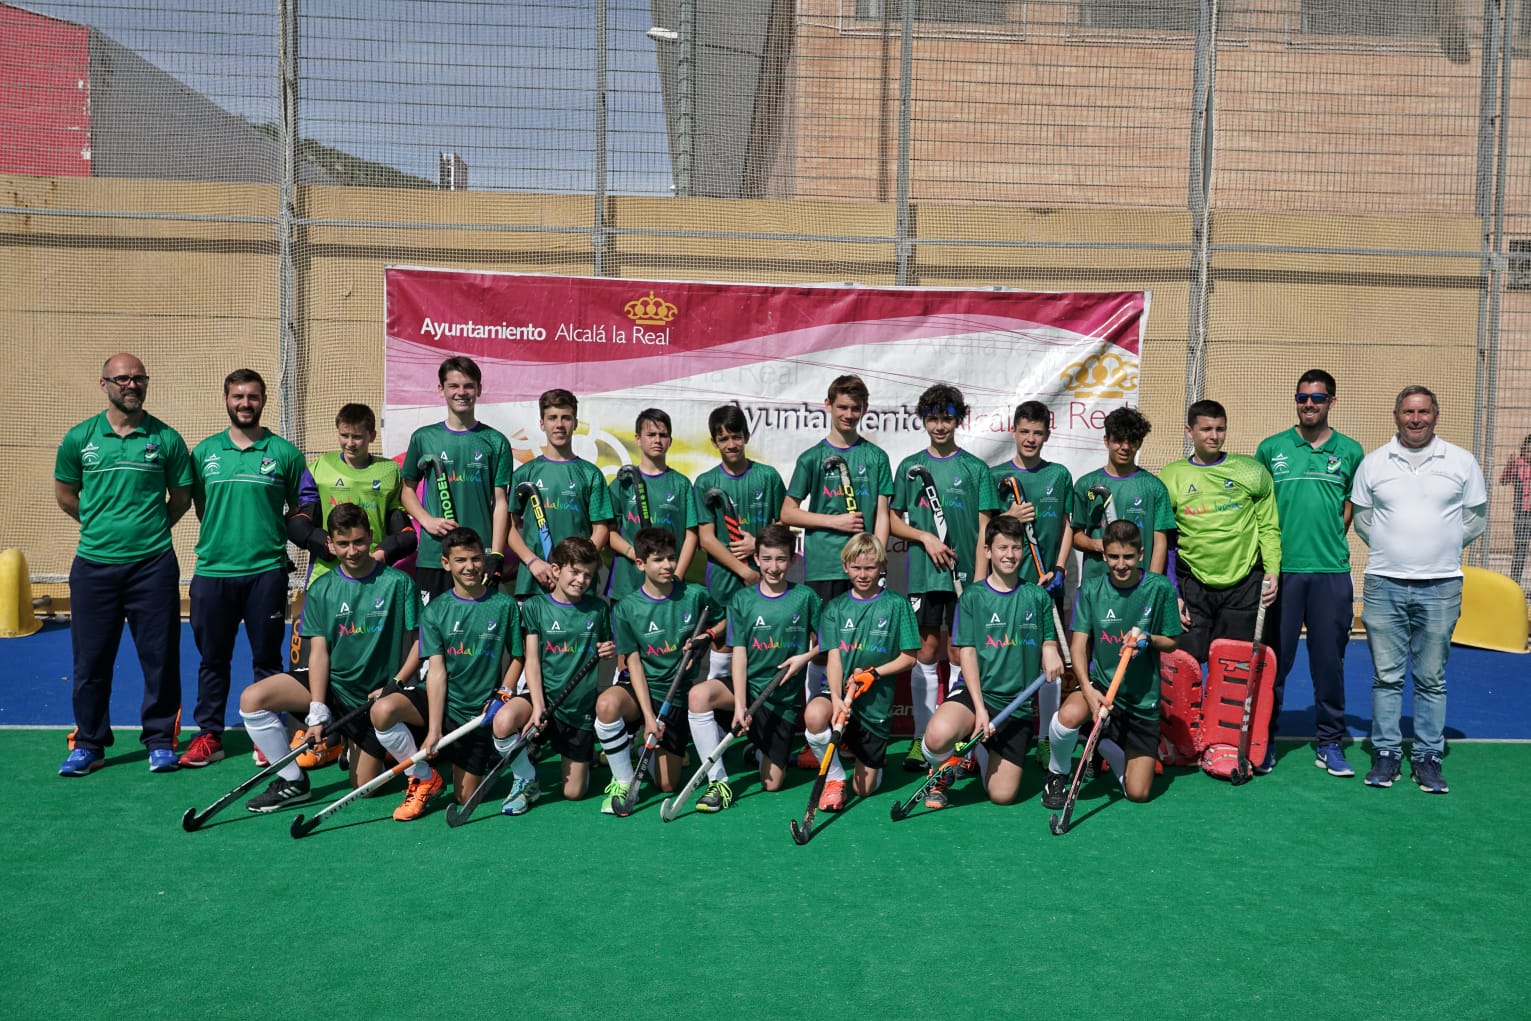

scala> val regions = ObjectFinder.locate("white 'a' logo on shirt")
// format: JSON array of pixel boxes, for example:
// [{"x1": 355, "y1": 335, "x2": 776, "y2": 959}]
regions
[
  {"x1": 989, "y1": 613, "x2": 1004, "y2": 624},
  {"x1": 549, "y1": 621, "x2": 562, "y2": 631},
  {"x1": 648, "y1": 621, "x2": 662, "y2": 633},
  {"x1": 842, "y1": 618, "x2": 856, "y2": 631},
  {"x1": 452, "y1": 622, "x2": 463, "y2": 633},
  {"x1": 756, "y1": 616, "x2": 767, "y2": 627},
  {"x1": 1105, "y1": 609, "x2": 1118, "y2": 620},
  {"x1": 339, "y1": 602, "x2": 351, "y2": 614}
]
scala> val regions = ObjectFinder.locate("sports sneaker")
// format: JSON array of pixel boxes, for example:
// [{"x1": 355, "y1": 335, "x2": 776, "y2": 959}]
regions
[
  {"x1": 957, "y1": 754, "x2": 979, "y2": 778},
  {"x1": 796, "y1": 746, "x2": 821, "y2": 770},
  {"x1": 923, "y1": 769, "x2": 954, "y2": 810},
  {"x1": 178, "y1": 732, "x2": 225, "y2": 768},
  {"x1": 695, "y1": 780, "x2": 734, "y2": 813},
  {"x1": 819, "y1": 778, "x2": 847, "y2": 812},
  {"x1": 1315, "y1": 742, "x2": 1354, "y2": 777},
  {"x1": 147, "y1": 748, "x2": 180, "y2": 773},
  {"x1": 252, "y1": 748, "x2": 269, "y2": 767},
  {"x1": 1411, "y1": 753, "x2": 1449, "y2": 794},
  {"x1": 246, "y1": 774, "x2": 312, "y2": 813},
  {"x1": 1253, "y1": 747, "x2": 1276, "y2": 775},
  {"x1": 501, "y1": 776, "x2": 542, "y2": 816},
  {"x1": 1041, "y1": 771, "x2": 1069, "y2": 810},
  {"x1": 392, "y1": 769, "x2": 444, "y2": 821},
  {"x1": 296, "y1": 738, "x2": 343, "y2": 770},
  {"x1": 902, "y1": 741, "x2": 926, "y2": 773},
  {"x1": 599, "y1": 778, "x2": 631, "y2": 815},
  {"x1": 59, "y1": 747, "x2": 104, "y2": 777},
  {"x1": 1364, "y1": 750, "x2": 1402, "y2": 788}
]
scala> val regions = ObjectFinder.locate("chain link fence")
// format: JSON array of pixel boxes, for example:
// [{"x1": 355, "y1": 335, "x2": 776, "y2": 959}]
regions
[{"x1": 3, "y1": 0, "x2": 1527, "y2": 598}]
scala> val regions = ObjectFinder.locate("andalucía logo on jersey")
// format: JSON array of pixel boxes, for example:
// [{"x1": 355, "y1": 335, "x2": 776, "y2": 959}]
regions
[
  {"x1": 203, "y1": 452, "x2": 221, "y2": 476},
  {"x1": 1060, "y1": 350, "x2": 1138, "y2": 399},
  {"x1": 1270, "y1": 453, "x2": 1290, "y2": 476},
  {"x1": 624, "y1": 291, "x2": 679, "y2": 326},
  {"x1": 81, "y1": 441, "x2": 100, "y2": 466}
]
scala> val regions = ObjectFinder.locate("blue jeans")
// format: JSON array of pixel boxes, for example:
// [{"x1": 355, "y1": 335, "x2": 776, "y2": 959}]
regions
[
  {"x1": 1361, "y1": 575, "x2": 1461, "y2": 758},
  {"x1": 1269, "y1": 572, "x2": 1353, "y2": 745}
]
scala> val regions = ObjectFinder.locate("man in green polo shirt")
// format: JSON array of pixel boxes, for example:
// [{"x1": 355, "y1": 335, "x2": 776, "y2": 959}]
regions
[
  {"x1": 55, "y1": 353, "x2": 194, "y2": 777},
  {"x1": 1256, "y1": 370, "x2": 1365, "y2": 777},
  {"x1": 179, "y1": 368, "x2": 308, "y2": 768}
]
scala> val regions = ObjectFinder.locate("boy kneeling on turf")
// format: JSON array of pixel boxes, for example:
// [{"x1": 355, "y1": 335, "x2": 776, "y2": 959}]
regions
[
  {"x1": 918, "y1": 515, "x2": 1064, "y2": 809},
  {"x1": 595, "y1": 527, "x2": 725, "y2": 814},
  {"x1": 490, "y1": 536, "x2": 616, "y2": 815},
  {"x1": 369, "y1": 526, "x2": 524, "y2": 821},
  {"x1": 685, "y1": 524, "x2": 821, "y2": 812},
  {"x1": 805, "y1": 533, "x2": 919, "y2": 812},
  {"x1": 238, "y1": 503, "x2": 420, "y2": 812},
  {"x1": 1043, "y1": 520, "x2": 1181, "y2": 806}
]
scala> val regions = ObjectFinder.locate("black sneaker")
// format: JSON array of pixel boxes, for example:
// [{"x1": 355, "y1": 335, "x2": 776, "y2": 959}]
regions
[
  {"x1": 1364, "y1": 750, "x2": 1402, "y2": 788},
  {"x1": 1041, "y1": 771, "x2": 1069, "y2": 810},
  {"x1": 246, "y1": 775, "x2": 312, "y2": 813},
  {"x1": 1411, "y1": 754, "x2": 1449, "y2": 794},
  {"x1": 695, "y1": 780, "x2": 734, "y2": 813}
]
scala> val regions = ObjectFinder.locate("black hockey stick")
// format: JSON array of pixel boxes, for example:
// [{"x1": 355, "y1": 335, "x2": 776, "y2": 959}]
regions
[
  {"x1": 609, "y1": 609, "x2": 712, "y2": 817},
  {"x1": 822, "y1": 454, "x2": 858, "y2": 517},
  {"x1": 444, "y1": 654, "x2": 600, "y2": 827},
  {"x1": 702, "y1": 487, "x2": 745, "y2": 544},
  {"x1": 789, "y1": 668, "x2": 876, "y2": 845},
  {"x1": 661, "y1": 660, "x2": 796, "y2": 822},
  {"x1": 615, "y1": 464, "x2": 652, "y2": 528},
  {"x1": 1049, "y1": 632, "x2": 1140, "y2": 836},
  {"x1": 891, "y1": 671, "x2": 1047, "y2": 821},
  {"x1": 180, "y1": 681, "x2": 403, "y2": 831},
  {"x1": 515, "y1": 481, "x2": 553, "y2": 560},
  {"x1": 906, "y1": 463, "x2": 961, "y2": 595},
  {"x1": 1229, "y1": 594, "x2": 1269, "y2": 787},
  {"x1": 1087, "y1": 482, "x2": 1115, "y2": 525},
  {"x1": 417, "y1": 455, "x2": 456, "y2": 526}
]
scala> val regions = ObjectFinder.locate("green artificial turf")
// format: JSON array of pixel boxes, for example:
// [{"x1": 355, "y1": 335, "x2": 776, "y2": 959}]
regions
[{"x1": 5, "y1": 731, "x2": 1528, "y2": 1020}]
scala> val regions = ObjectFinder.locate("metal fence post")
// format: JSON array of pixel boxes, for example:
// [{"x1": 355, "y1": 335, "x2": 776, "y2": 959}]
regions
[
  {"x1": 1184, "y1": 0, "x2": 1218, "y2": 454},
  {"x1": 893, "y1": 0, "x2": 915, "y2": 286},
  {"x1": 594, "y1": 0, "x2": 610, "y2": 275},
  {"x1": 677, "y1": 0, "x2": 696, "y2": 198},
  {"x1": 278, "y1": 0, "x2": 300, "y2": 443},
  {"x1": 1478, "y1": 0, "x2": 1516, "y2": 566}
]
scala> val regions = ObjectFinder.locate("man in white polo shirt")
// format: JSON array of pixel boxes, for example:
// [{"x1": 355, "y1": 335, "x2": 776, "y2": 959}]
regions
[{"x1": 1351, "y1": 385, "x2": 1486, "y2": 794}]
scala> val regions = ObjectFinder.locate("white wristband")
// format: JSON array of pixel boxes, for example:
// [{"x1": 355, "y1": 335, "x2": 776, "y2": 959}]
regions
[{"x1": 306, "y1": 701, "x2": 332, "y2": 728}]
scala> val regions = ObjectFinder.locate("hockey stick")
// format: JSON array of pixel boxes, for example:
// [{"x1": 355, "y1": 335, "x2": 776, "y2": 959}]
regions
[
  {"x1": 789, "y1": 668, "x2": 876, "y2": 845},
  {"x1": 443, "y1": 654, "x2": 600, "y2": 827},
  {"x1": 515, "y1": 481, "x2": 553, "y2": 560},
  {"x1": 609, "y1": 609, "x2": 713, "y2": 818},
  {"x1": 1229, "y1": 593, "x2": 1268, "y2": 787},
  {"x1": 290, "y1": 711, "x2": 487, "y2": 839},
  {"x1": 417, "y1": 455, "x2": 456, "y2": 527},
  {"x1": 1049, "y1": 630, "x2": 1141, "y2": 836},
  {"x1": 822, "y1": 454, "x2": 858, "y2": 518},
  {"x1": 891, "y1": 671, "x2": 1047, "y2": 821},
  {"x1": 702, "y1": 487, "x2": 745, "y2": 544},
  {"x1": 906, "y1": 463, "x2": 961, "y2": 595},
  {"x1": 181, "y1": 682, "x2": 403, "y2": 832},
  {"x1": 660, "y1": 660, "x2": 796, "y2": 822},
  {"x1": 1087, "y1": 482, "x2": 1115, "y2": 525},
  {"x1": 615, "y1": 464, "x2": 652, "y2": 528}
]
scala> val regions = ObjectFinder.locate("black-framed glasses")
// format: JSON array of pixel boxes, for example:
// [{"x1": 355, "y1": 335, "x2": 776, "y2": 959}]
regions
[
  {"x1": 1294, "y1": 392, "x2": 1330, "y2": 404},
  {"x1": 103, "y1": 374, "x2": 150, "y2": 386}
]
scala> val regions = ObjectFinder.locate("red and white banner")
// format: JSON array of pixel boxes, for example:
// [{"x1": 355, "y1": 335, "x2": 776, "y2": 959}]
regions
[{"x1": 383, "y1": 267, "x2": 1149, "y2": 487}]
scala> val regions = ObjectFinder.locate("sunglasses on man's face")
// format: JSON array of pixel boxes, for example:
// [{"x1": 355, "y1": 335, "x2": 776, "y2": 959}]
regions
[{"x1": 1294, "y1": 392, "x2": 1330, "y2": 404}]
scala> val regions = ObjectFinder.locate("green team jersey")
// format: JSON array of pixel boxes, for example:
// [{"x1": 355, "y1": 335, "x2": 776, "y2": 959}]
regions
[
  {"x1": 726, "y1": 583, "x2": 822, "y2": 718},
  {"x1": 55, "y1": 412, "x2": 193, "y2": 564},
  {"x1": 521, "y1": 592, "x2": 611, "y2": 731},
  {"x1": 693, "y1": 460, "x2": 787, "y2": 605},
  {"x1": 990, "y1": 459, "x2": 1074, "y2": 585},
  {"x1": 299, "y1": 563, "x2": 419, "y2": 707},
  {"x1": 786, "y1": 438, "x2": 894, "y2": 582},
  {"x1": 891, "y1": 448, "x2": 1001, "y2": 594},
  {"x1": 612, "y1": 581, "x2": 723, "y2": 703},
  {"x1": 1255, "y1": 428, "x2": 1364, "y2": 574},
  {"x1": 818, "y1": 588, "x2": 920, "y2": 739},
  {"x1": 1159, "y1": 454, "x2": 1282, "y2": 588},
  {"x1": 305, "y1": 450, "x2": 405, "y2": 581},
  {"x1": 508, "y1": 455, "x2": 616, "y2": 597},
  {"x1": 191, "y1": 429, "x2": 307, "y2": 577},
  {"x1": 607, "y1": 467, "x2": 700, "y2": 599},
  {"x1": 1070, "y1": 467, "x2": 1176, "y2": 583},
  {"x1": 1071, "y1": 570, "x2": 1181, "y2": 720},
  {"x1": 402, "y1": 422, "x2": 513, "y2": 568},
  {"x1": 420, "y1": 589, "x2": 522, "y2": 725},
  {"x1": 951, "y1": 579, "x2": 1055, "y2": 714}
]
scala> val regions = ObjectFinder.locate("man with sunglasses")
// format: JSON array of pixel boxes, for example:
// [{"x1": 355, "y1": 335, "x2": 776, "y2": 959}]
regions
[
  {"x1": 55, "y1": 354, "x2": 194, "y2": 776},
  {"x1": 1256, "y1": 371, "x2": 1365, "y2": 777}
]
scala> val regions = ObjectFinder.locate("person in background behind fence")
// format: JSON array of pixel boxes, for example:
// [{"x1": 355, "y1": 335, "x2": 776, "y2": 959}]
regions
[
  {"x1": 54, "y1": 354, "x2": 193, "y2": 777},
  {"x1": 1352, "y1": 385, "x2": 1487, "y2": 795},
  {"x1": 1499, "y1": 434, "x2": 1531, "y2": 584}
]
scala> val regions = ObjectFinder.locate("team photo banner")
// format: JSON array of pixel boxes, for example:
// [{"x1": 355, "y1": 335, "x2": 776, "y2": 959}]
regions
[{"x1": 382, "y1": 267, "x2": 1149, "y2": 491}]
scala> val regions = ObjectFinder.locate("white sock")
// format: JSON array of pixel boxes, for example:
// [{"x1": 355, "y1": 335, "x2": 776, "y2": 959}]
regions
[
  {"x1": 493, "y1": 734, "x2": 517, "y2": 757},
  {"x1": 596, "y1": 717, "x2": 634, "y2": 784},
  {"x1": 707, "y1": 649, "x2": 732, "y2": 681},
  {"x1": 689, "y1": 710, "x2": 729, "y2": 782},
  {"x1": 376, "y1": 722, "x2": 431, "y2": 780},
  {"x1": 1038, "y1": 680, "x2": 1061, "y2": 738},
  {"x1": 1099, "y1": 738, "x2": 1127, "y2": 786},
  {"x1": 241, "y1": 708, "x2": 303, "y2": 781},
  {"x1": 508, "y1": 747, "x2": 535, "y2": 782},
  {"x1": 920, "y1": 736, "x2": 944, "y2": 771},
  {"x1": 806, "y1": 727, "x2": 846, "y2": 782},
  {"x1": 911, "y1": 660, "x2": 940, "y2": 737},
  {"x1": 1049, "y1": 716, "x2": 1080, "y2": 776}
]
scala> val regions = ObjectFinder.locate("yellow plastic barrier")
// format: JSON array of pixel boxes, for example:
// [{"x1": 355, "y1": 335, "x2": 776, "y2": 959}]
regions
[
  {"x1": 1452, "y1": 565, "x2": 1529, "y2": 654},
  {"x1": 0, "y1": 548, "x2": 42, "y2": 638}
]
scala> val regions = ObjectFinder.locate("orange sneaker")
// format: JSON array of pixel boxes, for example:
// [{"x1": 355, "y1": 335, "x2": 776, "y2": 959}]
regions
[
  {"x1": 393, "y1": 769, "x2": 444, "y2": 821},
  {"x1": 296, "y1": 734, "x2": 342, "y2": 770},
  {"x1": 818, "y1": 778, "x2": 847, "y2": 813}
]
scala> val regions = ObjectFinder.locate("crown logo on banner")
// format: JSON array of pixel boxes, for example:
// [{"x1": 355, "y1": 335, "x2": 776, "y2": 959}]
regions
[
  {"x1": 1061, "y1": 351, "x2": 1139, "y2": 399},
  {"x1": 624, "y1": 291, "x2": 679, "y2": 326}
]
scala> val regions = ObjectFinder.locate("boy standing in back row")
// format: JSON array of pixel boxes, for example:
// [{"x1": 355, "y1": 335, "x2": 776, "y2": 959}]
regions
[
  {"x1": 607, "y1": 408, "x2": 699, "y2": 600},
  {"x1": 1071, "y1": 407, "x2": 1174, "y2": 582}
]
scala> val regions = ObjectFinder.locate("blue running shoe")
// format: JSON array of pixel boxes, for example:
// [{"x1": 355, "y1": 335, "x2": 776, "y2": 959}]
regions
[
  {"x1": 1315, "y1": 742, "x2": 1354, "y2": 777},
  {"x1": 1411, "y1": 754, "x2": 1449, "y2": 794},
  {"x1": 148, "y1": 748, "x2": 180, "y2": 773},
  {"x1": 1364, "y1": 750, "x2": 1402, "y2": 788},
  {"x1": 59, "y1": 747, "x2": 104, "y2": 777}
]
